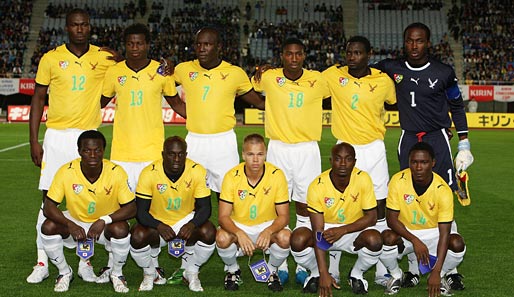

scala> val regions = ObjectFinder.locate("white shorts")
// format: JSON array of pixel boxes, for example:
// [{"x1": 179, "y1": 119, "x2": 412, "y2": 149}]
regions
[
  {"x1": 325, "y1": 223, "x2": 373, "y2": 254},
  {"x1": 158, "y1": 212, "x2": 194, "y2": 247},
  {"x1": 267, "y1": 140, "x2": 321, "y2": 204},
  {"x1": 186, "y1": 130, "x2": 239, "y2": 193},
  {"x1": 294, "y1": 214, "x2": 311, "y2": 230},
  {"x1": 112, "y1": 160, "x2": 152, "y2": 193},
  {"x1": 337, "y1": 139, "x2": 389, "y2": 200},
  {"x1": 39, "y1": 128, "x2": 85, "y2": 190},
  {"x1": 233, "y1": 220, "x2": 274, "y2": 244},
  {"x1": 61, "y1": 211, "x2": 108, "y2": 248},
  {"x1": 399, "y1": 225, "x2": 460, "y2": 258}
]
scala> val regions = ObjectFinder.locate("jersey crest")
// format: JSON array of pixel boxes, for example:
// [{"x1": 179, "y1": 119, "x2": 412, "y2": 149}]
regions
[
  {"x1": 189, "y1": 72, "x2": 198, "y2": 81},
  {"x1": 72, "y1": 184, "x2": 84, "y2": 194},
  {"x1": 324, "y1": 197, "x2": 335, "y2": 208},
  {"x1": 428, "y1": 78, "x2": 438, "y2": 89},
  {"x1": 238, "y1": 189, "x2": 248, "y2": 200},
  {"x1": 403, "y1": 194, "x2": 415, "y2": 204},
  {"x1": 339, "y1": 77, "x2": 348, "y2": 86},
  {"x1": 117, "y1": 76, "x2": 127, "y2": 86},
  {"x1": 393, "y1": 73, "x2": 403, "y2": 84},
  {"x1": 59, "y1": 60, "x2": 69, "y2": 70},
  {"x1": 157, "y1": 183, "x2": 167, "y2": 194},
  {"x1": 276, "y1": 77, "x2": 286, "y2": 87}
]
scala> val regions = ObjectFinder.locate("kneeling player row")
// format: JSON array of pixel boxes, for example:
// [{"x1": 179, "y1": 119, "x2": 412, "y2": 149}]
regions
[{"x1": 40, "y1": 131, "x2": 465, "y2": 296}]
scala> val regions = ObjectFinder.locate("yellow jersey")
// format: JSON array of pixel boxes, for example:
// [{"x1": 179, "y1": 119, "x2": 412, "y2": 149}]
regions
[
  {"x1": 307, "y1": 168, "x2": 377, "y2": 224},
  {"x1": 252, "y1": 68, "x2": 330, "y2": 143},
  {"x1": 102, "y1": 60, "x2": 177, "y2": 162},
  {"x1": 173, "y1": 60, "x2": 253, "y2": 134},
  {"x1": 35, "y1": 44, "x2": 116, "y2": 130},
  {"x1": 220, "y1": 162, "x2": 289, "y2": 225},
  {"x1": 135, "y1": 158, "x2": 210, "y2": 226},
  {"x1": 322, "y1": 65, "x2": 396, "y2": 144},
  {"x1": 47, "y1": 159, "x2": 134, "y2": 222},
  {"x1": 387, "y1": 169, "x2": 454, "y2": 230}
]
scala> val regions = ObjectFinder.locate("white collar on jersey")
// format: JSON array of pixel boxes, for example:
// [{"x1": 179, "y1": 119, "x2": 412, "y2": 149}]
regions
[{"x1": 404, "y1": 60, "x2": 431, "y2": 71}]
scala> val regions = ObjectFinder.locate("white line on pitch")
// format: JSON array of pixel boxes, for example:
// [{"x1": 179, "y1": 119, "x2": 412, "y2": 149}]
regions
[{"x1": 0, "y1": 142, "x2": 30, "y2": 153}]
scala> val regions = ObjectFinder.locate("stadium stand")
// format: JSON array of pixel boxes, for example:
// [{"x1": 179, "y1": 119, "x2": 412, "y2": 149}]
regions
[
  {"x1": 0, "y1": 0, "x2": 33, "y2": 78},
  {"x1": 459, "y1": 0, "x2": 514, "y2": 84}
]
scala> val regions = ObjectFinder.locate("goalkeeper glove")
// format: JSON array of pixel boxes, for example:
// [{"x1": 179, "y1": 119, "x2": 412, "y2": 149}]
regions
[
  {"x1": 455, "y1": 170, "x2": 471, "y2": 206},
  {"x1": 455, "y1": 139, "x2": 474, "y2": 171}
]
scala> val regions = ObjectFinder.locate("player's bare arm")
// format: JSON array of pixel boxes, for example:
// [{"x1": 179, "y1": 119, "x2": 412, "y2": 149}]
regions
[
  {"x1": 43, "y1": 197, "x2": 86, "y2": 241},
  {"x1": 255, "y1": 202, "x2": 289, "y2": 250},
  {"x1": 240, "y1": 89, "x2": 265, "y2": 110},
  {"x1": 218, "y1": 199, "x2": 255, "y2": 255},
  {"x1": 311, "y1": 212, "x2": 340, "y2": 297},
  {"x1": 427, "y1": 222, "x2": 451, "y2": 297},
  {"x1": 29, "y1": 84, "x2": 49, "y2": 167},
  {"x1": 387, "y1": 209, "x2": 429, "y2": 264},
  {"x1": 164, "y1": 94, "x2": 186, "y2": 119}
]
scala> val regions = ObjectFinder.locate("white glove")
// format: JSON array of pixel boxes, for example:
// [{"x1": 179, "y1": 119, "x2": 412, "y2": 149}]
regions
[{"x1": 455, "y1": 139, "x2": 474, "y2": 171}]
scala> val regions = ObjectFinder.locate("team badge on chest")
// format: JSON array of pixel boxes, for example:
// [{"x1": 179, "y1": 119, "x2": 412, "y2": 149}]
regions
[
  {"x1": 117, "y1": 76, "x2": 127, "y2": 86},
  {"x1": 72, "y1": 184, "x2": 83, "y2": 194},
  {"x1": 393, "y1": 74, "x2": 403, "y2": 84},
  {"x1": 324, "y1": 197, "x2": 335, "y2": 208},
  {"x1": 59, "y1": 61, "x2": 69, "y2": 70},
  {"x1": 339, "y1": 77, "x2": 348, "y2": 86},
  {"x1": 157, "y1": 184, "x2": 167, "y2": 194},
  {"x1": 403, "y1": 194, "x2": 415, "y2": 204},
  {"x1": 189, "y1": 72, "x2": 198, "y2": 81},
  {"x1": 238, "y1": 190, "x2": 248, "y2": 200},
  {"x1": 276, "y1": 77, "x2": 286, "y2": 87}
]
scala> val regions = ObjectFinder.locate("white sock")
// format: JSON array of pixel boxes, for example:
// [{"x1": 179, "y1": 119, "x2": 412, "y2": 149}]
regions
[
  {"x1": 407, "y1": 252, "x2": 419, "y2": 274},
  {"x1": 181, "y1": 245, "x2": 195, "y2": 270},
  {"x1": 41, "y1": 233, "x2": 70, "y2": 275},
  {"x1": 150, "y1": 247, "x2": 160, "y2": 269},
  {"x1": 188, "y1": 241, "x2": 215, "y2": 273},
  {"x1": 442, "y1": 247, "x2": 466, "y2": 277},
  {"x1": 217, "y1": 243, "x2": 239, "y2": 272},
  {"x1": 130, "y1": 245, "x2": 154, "y2": 275},
  {"x1": 350, "y1": 247, "x2": 380, "y2": 279},
  {"x1": 328, "y1": 251, "x2": 341, "y2": 277},
  {"x1": 291, "y1": 247, "x2": 319, "y2": 277},
  {"x1": 379, "y1": 245, "x2": 402, "y2": 279},
  {"x1": 35, "y1": 206, "x2": 49, "y2": 265},
  {"x1": 104, "y1": 241, "x2": 114, "y2": 268},
  {"x1": 110, "y1": 235, "x2": 130, "y2": 276},
  {"x1": 268, "y1": 244, "x2": 290, "y2": 273},
  {"x1": 78, "y1": 258, "x2": 91, "y2": 268},
  {"x1": 278, "y1": 257, "x2": 288, "y2": 272}
]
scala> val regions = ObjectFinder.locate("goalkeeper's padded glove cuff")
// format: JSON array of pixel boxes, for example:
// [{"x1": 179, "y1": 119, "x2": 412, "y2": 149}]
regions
[{"x1": 458, "y1": 139, "x2": 470, "y2": 151}]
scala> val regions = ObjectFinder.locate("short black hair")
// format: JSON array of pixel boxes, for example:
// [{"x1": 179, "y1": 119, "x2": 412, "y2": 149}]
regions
[
  {"x1": 409, "y1": 142, "x2": 435, "y2": 160},
  {"x1": 331, "y1": 142, "x2": 356, "y2": 158},
  {"x1": 282, "y1": 37, "x2": 306, "y2": 52},
  {"x1": 347, "y1": 36, "x2": 371, "y2": 53},
  {"x1": 196, "y1": 27, "x2": 222, "y2": 45},
  {"x1": 243, "y1": 133, "x2": 265, "y2": 146},
  {"x1": 77, "y1": 130, "x2": 106, "y2": 149},
  {"x1": 66, "y1": 8, "x2": 89, "y2": 26},
  {"x1": 163, "y1": 136, "x2": 187, "y2": 151},
  {"x1": 404, "y1": 22, "x2": 431, "y2": 41},
  {"x1": 123, "y1": 23, "x2": 151, "y2": 43}
]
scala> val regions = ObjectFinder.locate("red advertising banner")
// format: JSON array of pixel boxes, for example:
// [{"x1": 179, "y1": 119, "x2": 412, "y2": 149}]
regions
[
  {"x1": 19, "y1": 78, "x2": 36, "y2": 95},
  {"x1": 468, "y1": 85, "x2": 494, "y2": 102}
]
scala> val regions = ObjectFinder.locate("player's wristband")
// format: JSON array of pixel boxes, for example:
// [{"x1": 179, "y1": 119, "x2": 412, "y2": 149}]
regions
[
  {"x1": 458, "y1": 139, "x2": 470, "y2": 151},
  {"x1": 100, "y1": 215, "x2": 113, "y2": 225}
]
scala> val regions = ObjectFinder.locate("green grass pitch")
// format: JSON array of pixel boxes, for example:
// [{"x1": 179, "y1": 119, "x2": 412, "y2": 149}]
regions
[{"x1": 0, "y1": 123, "x2": 513, "y2": 296}]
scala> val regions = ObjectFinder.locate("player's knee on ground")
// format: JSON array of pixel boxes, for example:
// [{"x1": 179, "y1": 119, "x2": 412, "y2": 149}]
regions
[
  {"x1": 215, "y1": 228, "x2": 235, "y2": 248},
  {"x1": 272, "y1": 229, "x2": 291, "y2": 249},
  {"x1": 290, "y1": 227, "x2": 313, "y2": 252},
  {"x1": 197, "y1": 220, "x2": 217, "y2": 244},
  {"x1": 448, "y1": 234, "x2": 466, "y2": 253},
  {"x1": 105, "y1": 221, "x2": 130, "y2": 239},
  {"x1": 354, "y1": 229, "x2": 383, "y2": 252}
]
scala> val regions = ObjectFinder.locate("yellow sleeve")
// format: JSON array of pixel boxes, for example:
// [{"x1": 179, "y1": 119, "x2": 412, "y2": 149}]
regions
[
  {"x1": 35, "y1": 53, "x2": 52, "y2": 86},
  {"x1": 46, "y1": 165, "x2": 67, "y2": 204},
  {"x1": 101, "y1": 65, "x2": 116, "y2": 98},
  {"x1": 386, "y1": 175, "x2": 401, "y2": 211},
  {"x1": 437, "y1": 186, "x2": 454, "y2": 223},
  {"x1": 193, "y1": 165, "x2": 211, "y2": 198},
  {"x1": 135, "y1": 166, "x2": 153, "y2": 200},
  {"x1": 272, "y1": 169, "x2": 289, "y2": 204},
  {"x1": 307, "y1": 180, "x2": 323, "y2": 213},
  {"x1": 115, "y1": 166, "x2": 134, "y2": 205}
]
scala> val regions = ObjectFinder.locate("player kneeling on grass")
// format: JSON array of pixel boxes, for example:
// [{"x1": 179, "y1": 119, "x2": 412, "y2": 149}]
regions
[
  {"x1": 291, "y1": 142, "x2": 382, "y2": 296},
  {"x1": 129, "y1": 136, "x2": 216, "y2": 292},
  {"x1": 216, "y1": 133, "x2": 291, "y2": 292},
  {"x1": 41, "y1": 130, "x2": 136, "y2": 293},
  {"x1": 380, "y1": 142, "x2": 466, "y2": 297}
]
